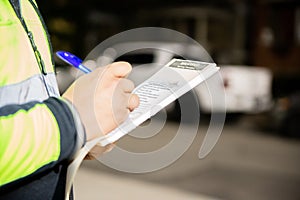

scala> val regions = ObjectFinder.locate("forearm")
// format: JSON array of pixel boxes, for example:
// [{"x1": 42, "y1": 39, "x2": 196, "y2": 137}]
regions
[{"x1": 0, "y1": 97, "x2": 85, "y2": 187}]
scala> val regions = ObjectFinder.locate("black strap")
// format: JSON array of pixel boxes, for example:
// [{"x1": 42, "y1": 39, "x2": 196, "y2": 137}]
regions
[
  {"x1": 9, "y1": 0, "x2": 29, "y2": 33},
  {"x1": 8, "y1": 0, "x2": 51, "y2": 97},
  {"x1": 8, "y1": 0, "x2": 47, "y2": 75},
  {"x1": 9, "y1": 0, "x2": 21, "y2": 18}
]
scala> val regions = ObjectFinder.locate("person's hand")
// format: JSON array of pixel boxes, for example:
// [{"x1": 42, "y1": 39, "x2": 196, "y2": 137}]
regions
[{"x1": 63, "y1": 62, "x2": 139, "y2": 158}]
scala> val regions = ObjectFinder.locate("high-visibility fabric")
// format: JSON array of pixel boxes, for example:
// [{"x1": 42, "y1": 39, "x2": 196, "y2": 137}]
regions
[
  {"x1": 0, "y1": 103, "x2": 60, "y2": 186},
  {"x1": 0, "y1": 0, "x2": 54, "y2": 87},
  {"x1": 0, "y1": 0, "x2": 85, "y2": 192}
]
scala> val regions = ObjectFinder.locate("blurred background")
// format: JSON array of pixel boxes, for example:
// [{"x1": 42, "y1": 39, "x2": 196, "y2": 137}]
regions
[{"x1": 38, "y1": 0, "x2": 300, "y2": 199}]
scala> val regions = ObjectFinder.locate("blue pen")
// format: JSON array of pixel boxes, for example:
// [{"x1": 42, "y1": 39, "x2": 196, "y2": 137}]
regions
[{"x1": 56, "y1": 51, "x2": 92, "y2": 74}]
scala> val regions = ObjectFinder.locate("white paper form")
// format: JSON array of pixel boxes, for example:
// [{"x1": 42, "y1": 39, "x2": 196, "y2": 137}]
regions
[
  {"x1": 98, "y1": 59, "x2": 219, "y2": 146},
  {"x1": 65, "y1": 59, "x2": 219, "y2": 199}
]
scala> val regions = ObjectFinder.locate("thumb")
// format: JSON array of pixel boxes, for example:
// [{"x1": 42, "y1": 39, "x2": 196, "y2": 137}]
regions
[{"x1": 109, "y1": 62, "x2": 132, "y2": 78}]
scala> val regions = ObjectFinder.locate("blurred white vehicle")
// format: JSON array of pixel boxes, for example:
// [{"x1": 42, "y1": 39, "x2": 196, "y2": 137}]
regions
[
  {"x1": 57, "y1": 41, "x2": 273, "y2": 115},
  {"x1": 217, "y1": 65, "x2": 273, "y2": 113},
  {"x1": 194, "y1": 64, "x2": 273, "y2": 114}
]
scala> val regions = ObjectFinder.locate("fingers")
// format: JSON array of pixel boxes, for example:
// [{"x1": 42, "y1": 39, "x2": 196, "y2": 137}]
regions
[
  {"x1": 85, "y1": 143, "x2": 115, "y2": 160},
  {"x1": 118, "y1": 78, "x2": 135, "y2": 93},
  {"x1": 128, "y1": 94, "x2": 139, "y2": 111},
  {"x1": 117, "y1": 79, "x2": 139, "y2": 111},
  {"x1": 114, "y1": 92, "x2": 139, "y2": 114}
]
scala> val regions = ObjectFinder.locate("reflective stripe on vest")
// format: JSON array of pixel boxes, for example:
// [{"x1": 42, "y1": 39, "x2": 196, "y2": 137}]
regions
[{"x1": 0, "y1": 73, "x2": 59, "y2": 107}]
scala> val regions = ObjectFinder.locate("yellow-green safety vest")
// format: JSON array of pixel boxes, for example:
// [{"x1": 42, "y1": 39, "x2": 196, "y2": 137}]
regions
[{"x1": 0, "y1": 0, "x2": 85, "y2": 189}]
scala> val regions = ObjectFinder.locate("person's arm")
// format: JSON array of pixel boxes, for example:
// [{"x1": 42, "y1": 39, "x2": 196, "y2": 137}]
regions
[
  {"x1": 0, "y1": 97, "x2": 85, "y2": 187},
  {"x1": 0, "y1": 61, "x2": 139, "y2": 187}
]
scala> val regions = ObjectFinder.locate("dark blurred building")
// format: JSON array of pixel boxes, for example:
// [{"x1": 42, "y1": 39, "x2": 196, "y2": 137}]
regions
[
  {"x1": 39, "y1": 0, "x2": 300, "y2": 94},
  {"x1": 39, "y1": 1, "x2": 299, "y2": 62}
]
